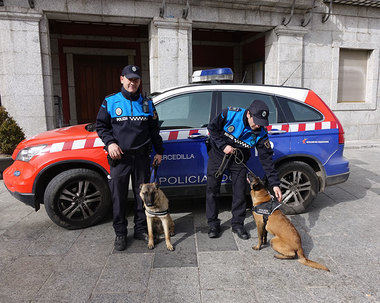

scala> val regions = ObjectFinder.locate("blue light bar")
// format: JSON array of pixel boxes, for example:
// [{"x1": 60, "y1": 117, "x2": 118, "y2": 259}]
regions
[{"x1": 192, "y1": 68, "x2": 234, "y2": 83}]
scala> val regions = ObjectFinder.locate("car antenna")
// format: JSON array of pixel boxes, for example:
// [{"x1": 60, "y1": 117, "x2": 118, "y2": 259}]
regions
[
  {"x1": 241, "y1": 70, "x2": 247, "y2": 83},
  {"x1": 281, "y1": 63, "x2": 301, "y2": 86}
]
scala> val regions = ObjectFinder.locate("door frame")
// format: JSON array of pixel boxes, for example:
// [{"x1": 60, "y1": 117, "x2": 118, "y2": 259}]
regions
[{"x1": 58, "y1": 39, "x2": 141, "y2": 125}]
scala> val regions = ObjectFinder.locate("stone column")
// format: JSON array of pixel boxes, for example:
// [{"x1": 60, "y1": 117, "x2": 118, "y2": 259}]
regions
[
  {"x1": 0, "y1": 7, "x2": 47, "y2": 138},
  {"x1": 265, "y1": 26, "x2": 308, "y2": 87},
  {"x1": 149, "y1": 17, "x2": 192, "y2": 93},
  {"x1": 39, "y1": 15, "x2": 55, "y2": 131}
]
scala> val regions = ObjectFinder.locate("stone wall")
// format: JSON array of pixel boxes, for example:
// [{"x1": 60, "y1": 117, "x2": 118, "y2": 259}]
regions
[
  {"x1": 0, "y1": 1, "x2": 379, "y2": 140},
  {"x1": 0, "y1": 7, "x2": 48, "y2": 138},
  {"x1": 302, "y1": 6, "x2": 380, "y2": 141}
]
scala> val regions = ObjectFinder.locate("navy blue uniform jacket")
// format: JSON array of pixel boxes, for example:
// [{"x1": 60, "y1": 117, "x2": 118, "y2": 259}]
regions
[
  {"x1": 208, "y1": 107, "x2": 280, "y2": 187},
  {"x1": 96, "y1": 88, "x2": 164, "y2": 155}
]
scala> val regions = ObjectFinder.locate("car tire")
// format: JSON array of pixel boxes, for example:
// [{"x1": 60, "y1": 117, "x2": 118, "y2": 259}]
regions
[
  {"x1": 44, "y1": 168, "x2": 111, "y2": 229},
  {"x1": 277, "y1": 161, "x2": 318, "y2": 215}
]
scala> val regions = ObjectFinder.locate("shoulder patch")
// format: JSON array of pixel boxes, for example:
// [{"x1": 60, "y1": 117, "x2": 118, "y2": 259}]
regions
[
  {"x1": 264, "y1": 139, "x2": 271, "y2": 149},
  {"x1": 228, "y1": 106, "x2": 241, "y2": 112},
  {"x1": 227, "y1": 125, "x2": 235, "y2": 133},
  {"x1": 115, "y1": 107, "x2": 123, "y2": 116}
]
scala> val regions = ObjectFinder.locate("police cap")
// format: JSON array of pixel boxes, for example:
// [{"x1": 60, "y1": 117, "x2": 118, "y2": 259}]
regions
[
  {"x1": 248, "y1": 100, "x2": 270, "y2": 126},
  {"x1": 121, "y1": 65, "x2": 141, "y2": 79}
]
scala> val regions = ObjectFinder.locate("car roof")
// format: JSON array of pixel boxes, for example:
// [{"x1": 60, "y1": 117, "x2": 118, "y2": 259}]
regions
[{"x1": 152, "y1": 83, "x2": 311, "y2": 103}]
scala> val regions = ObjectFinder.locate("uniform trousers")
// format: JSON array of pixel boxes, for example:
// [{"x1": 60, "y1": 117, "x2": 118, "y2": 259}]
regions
[
  {"x1": 206, "y1": 147, "x2": 247, "y2": 229},
  {"x1": 109, "y1": 152, "x2": 150, "y2": 236}
]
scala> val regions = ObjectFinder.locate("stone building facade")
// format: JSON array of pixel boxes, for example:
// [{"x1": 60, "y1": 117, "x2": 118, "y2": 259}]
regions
[{"x1": 0, "y1": 0, "x2": 379, "y2": 141}]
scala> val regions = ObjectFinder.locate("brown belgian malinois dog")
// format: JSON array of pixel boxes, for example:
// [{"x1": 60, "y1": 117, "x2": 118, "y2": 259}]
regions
[
  {"x1": 248, "y1": 174, "x2": 329, "y2": 271},
  {"x1": 139, "y1": 183, "x2": 175, "y2": 251}
]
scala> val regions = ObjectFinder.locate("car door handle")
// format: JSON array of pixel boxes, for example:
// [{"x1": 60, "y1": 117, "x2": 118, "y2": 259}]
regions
[
  {"x1": 188, "y1": 133, "x2": 208, "y2": 139},
  {"x1": 268, "y1": 130, "x2": 287, "y2": 134}
]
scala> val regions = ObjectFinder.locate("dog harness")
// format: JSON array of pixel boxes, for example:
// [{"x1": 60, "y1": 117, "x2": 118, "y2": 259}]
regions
[
  {"x1": 253, "y1": 197, "x2": 282, "y2": 228},
  {"x1": 145, "y1": 209, "x2": 169, "y2": 216}
]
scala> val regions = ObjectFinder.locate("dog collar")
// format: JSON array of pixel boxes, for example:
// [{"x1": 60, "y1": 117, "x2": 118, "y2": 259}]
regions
[
  {"x1": 253, "y1": 197, "x2": 281, "y2": 216},
  {"x1": 145, "y1": 209, "x2": 169, "y2": 216}
]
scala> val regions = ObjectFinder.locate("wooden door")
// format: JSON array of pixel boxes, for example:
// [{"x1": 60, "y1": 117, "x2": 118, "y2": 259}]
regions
[{"x1": 73, "y1": 55, "x2": 129, "y2": 124}]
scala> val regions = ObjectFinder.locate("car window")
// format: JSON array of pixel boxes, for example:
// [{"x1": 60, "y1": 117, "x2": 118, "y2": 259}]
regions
[
  {"x1": 276, "y1": 96, "x2": 323, "y2": 122},
  {"x1": 221, "y1": 91, "x2": 279, "y2": 124},
  {"x1": 155, "y1": 92, "x2": 213, "y2": 129}
]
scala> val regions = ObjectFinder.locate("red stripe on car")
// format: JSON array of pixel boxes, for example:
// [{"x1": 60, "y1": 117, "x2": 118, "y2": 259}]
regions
[
  {"x1": 168, "y1": 131, "x2": 179, "y2": 140},
  {"x1": 85, "y1": 138, "x2": 96, "y2": 149},
  {"x1": 189, "y1": 129, "x2": 199, "y2": 135},
  {"x1": 281, "y1": 124, "x2": 289, "y2": 132},
  {"x1": 62, "y1": 141, "x2": 73, "y2": 151}
]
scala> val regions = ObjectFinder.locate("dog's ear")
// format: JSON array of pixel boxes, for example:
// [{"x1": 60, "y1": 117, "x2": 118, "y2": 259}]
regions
[
  {"x1": 154, "y1": 182, "x2": 159, "y2": 189},
  {"x1": 246, "y1": 177, "x2": 252, "y2": 188},
  {"x1": 247, "y1": 173, "x2": 257, "y2": 187},
  {"x1": 139, "y1": 183, "x2": 143, "y2": 191}
]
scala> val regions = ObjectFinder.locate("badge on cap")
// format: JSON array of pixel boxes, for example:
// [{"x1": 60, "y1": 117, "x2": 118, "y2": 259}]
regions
[
  {"x1": 262, "y1": 111, "x2": 267, "y2": 118},
  {"x1": 115, "y1": 108, "x2": 123, "y2": 116},
  {"x1": 132, "y1": 66, "x2": 137, "y2": 72},
  {"x1": 229, "y1": 106, "x2": 241, "y2": 112},
  {"x1": 227, "y1": 125, "x2": 235, "y2": 133}
]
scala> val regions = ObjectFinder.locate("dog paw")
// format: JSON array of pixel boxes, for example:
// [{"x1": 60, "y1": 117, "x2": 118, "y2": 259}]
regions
[
  {"x1": 170, "y1": 232, "x2": 175, "y2": 237},
  {"x1": 147, "y1": 242, "x2": 155, "y2": 250},
  {"x1": 166, "y1": 244, "x2": 174, "y2": 251},
  {"x1": 252, "y1": 245, "x2": 261, "y2": 250}
]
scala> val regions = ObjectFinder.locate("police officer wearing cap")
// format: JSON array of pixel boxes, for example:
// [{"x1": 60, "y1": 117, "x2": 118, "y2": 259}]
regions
[
  {"x1": 206, "y1": 100, "x2": 282, "y2": 239},
  {"x1": 96, "y1": 65, "x2": 164, "y2": 251}
]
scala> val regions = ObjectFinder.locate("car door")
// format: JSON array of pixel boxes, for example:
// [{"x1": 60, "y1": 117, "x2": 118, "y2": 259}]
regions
[
  {"x1": 218, "y1": 91, "x2": 290, "y2": 180},
  {"x1": 154, "y1": 91, "x2": 215, "y2": 192},
  {"x1": 276, "y1": 96, "x2": 337, "y2": 167}
]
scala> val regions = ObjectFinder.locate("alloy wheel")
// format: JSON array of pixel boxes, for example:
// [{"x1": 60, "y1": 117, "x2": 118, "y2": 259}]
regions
[
  {"x1": 280, "y1": 170, "x2": 312, "y2": 207},
  {"x1": 57, "y1": 180, "x2": 102, "y2": 221}
]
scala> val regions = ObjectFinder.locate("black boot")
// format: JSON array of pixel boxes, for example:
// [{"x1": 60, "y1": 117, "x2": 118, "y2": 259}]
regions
[
  {"x1": 232, "y1": 226, "x2": 250, "y2": 240},
  {"x1": 134, "y1": 231, "x2": 149, "y2": 242},
  {"x1": 208, "y1": 226, "x2": 221, "y2": 238},
  {"x1": 114, "y1": 235, "x2": 127, "y2": 251}
]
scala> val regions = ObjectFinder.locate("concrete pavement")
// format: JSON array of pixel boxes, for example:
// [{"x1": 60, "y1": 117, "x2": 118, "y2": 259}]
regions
[{"x1": 0, "y1": 147, "x2": 379, "y2": 303}]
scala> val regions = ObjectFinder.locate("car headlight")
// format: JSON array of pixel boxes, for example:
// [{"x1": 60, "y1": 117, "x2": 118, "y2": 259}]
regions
[{"x1": 16, "y1": 145, "x2": 48, "y2": 162}]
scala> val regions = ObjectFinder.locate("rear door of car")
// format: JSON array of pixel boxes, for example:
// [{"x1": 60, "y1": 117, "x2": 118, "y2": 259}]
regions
[
  {"x1": 217, "y1": 90, "x2": 290, "y2": 180},
  {"x1": 154, "y1": 90, "x2": 216, "y2": 192},
  {"x1": 276, "y1": 95, "x2": 339, "y2": 174}
]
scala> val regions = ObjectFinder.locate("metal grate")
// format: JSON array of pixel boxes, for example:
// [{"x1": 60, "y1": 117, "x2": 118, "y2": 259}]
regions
[{"x1": 324, "y1": 0, "x2": 380, "y2": 7}]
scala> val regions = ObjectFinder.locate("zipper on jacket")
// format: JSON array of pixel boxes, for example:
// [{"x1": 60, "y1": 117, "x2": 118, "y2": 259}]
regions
[{"x1": 130, "y1": 99, "x2": 133, "y2": 116}]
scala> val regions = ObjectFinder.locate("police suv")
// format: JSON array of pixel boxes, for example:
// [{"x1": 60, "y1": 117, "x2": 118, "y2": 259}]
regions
[{"x1": 3, "y1": 68, "x2": 349, "y2": 229}]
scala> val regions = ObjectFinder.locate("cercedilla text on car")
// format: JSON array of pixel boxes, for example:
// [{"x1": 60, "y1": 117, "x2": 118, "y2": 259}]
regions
[{"x1": 3, "y1": 68, "x2": 349, "y2": 229}]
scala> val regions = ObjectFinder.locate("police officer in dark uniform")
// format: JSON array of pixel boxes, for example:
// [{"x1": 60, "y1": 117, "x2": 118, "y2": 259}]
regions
[
  {"x1": 206, "y1": 100, "x2": 282, "y2": 239},
  {"x1": 96, "y1": 65, "x2": 164, "y2": 251}
]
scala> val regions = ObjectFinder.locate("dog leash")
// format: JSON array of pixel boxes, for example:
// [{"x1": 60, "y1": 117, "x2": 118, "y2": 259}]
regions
[
  {"x1": 233, "y1": 148, "x2": 258, "y2": 178},
  {"x1": 215, "y1": 148, "x2": 258, "y2": 179},
  {"x1": 150, "y1": 164, "x2": 159, "y2": 185},
  {"x1": 214, "y1": 153, "x2": 233, "y2": 178}
]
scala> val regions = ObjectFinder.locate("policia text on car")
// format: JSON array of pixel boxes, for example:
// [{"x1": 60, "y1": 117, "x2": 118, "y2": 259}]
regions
[
  {"x1": 96, "y1": 65, "x2": 164, "y2": 251},
  {"x1": 206, "y1": 100, "x2": 283, "y2": 239}
]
